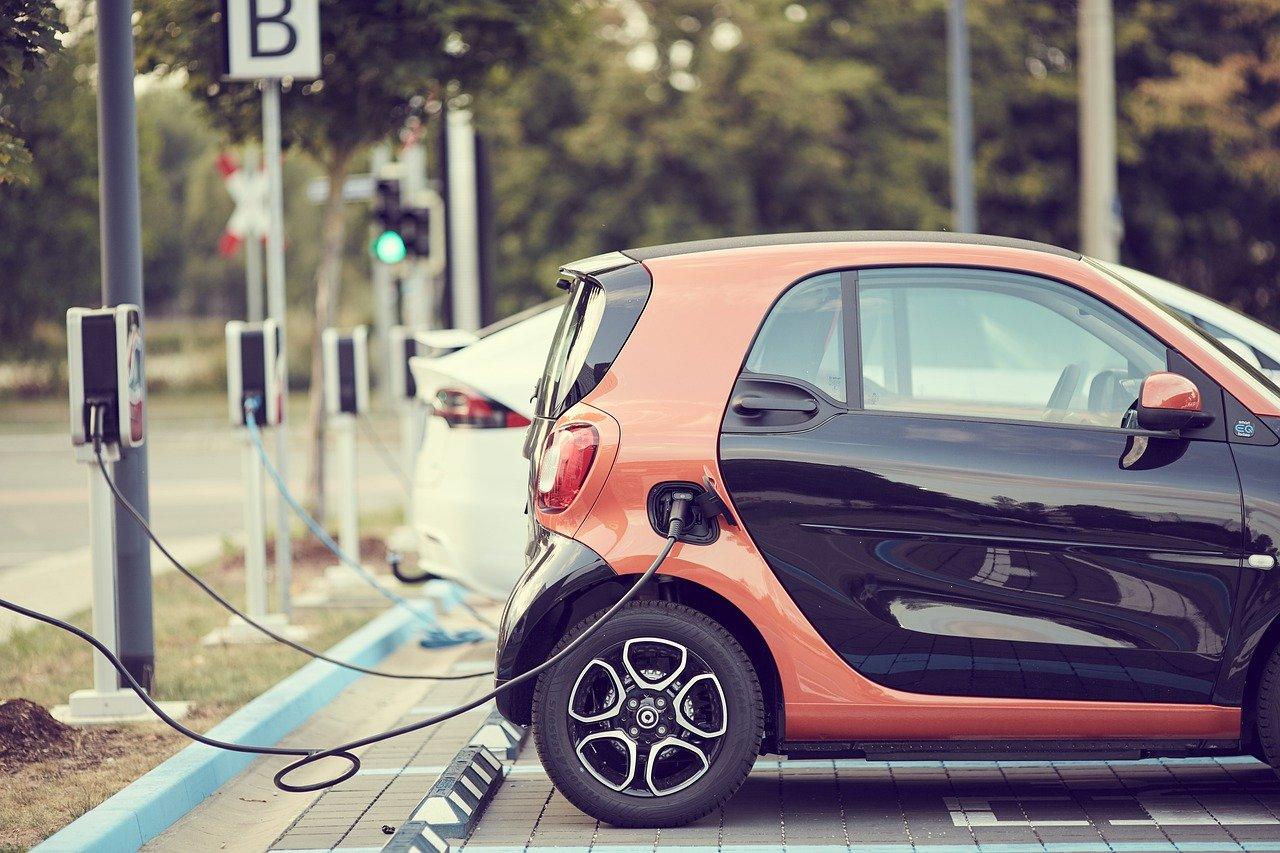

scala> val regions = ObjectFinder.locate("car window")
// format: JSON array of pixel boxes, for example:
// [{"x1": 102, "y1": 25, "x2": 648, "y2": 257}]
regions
[
  {"x1": 744, "y1": 273, "x2": 845, "y2": 402},
  {"x1": 857, "y1": 267, "x2": 1165, "y2": 427}
]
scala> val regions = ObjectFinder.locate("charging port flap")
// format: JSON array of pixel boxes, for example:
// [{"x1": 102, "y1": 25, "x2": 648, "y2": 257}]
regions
[{"x1": 648, "y1": 482, "x2": 719, "y2": 544}]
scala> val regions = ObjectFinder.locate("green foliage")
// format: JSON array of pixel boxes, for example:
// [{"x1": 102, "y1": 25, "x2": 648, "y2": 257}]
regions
[
  {"x1": 0, "y1": 0, "x2": 65, "y2": 185},
  {"x1": 483, "y1": 0, "x2": 1280, "y2": 331},
  {"x1": 134, "y1": 0, "x2": 575, "y2": 161}
]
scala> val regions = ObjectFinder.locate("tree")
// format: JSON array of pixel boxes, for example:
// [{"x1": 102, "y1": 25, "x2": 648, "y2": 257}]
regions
[
  {"x1": 483, "y1": 0, "x2": 1280, "y2": 337},
  {"x1": 0, "y1": 0, "x2": 64, "y2": 184},
  {"x1": 134, "y1": 0, "x2": 575, "y2": 515}
]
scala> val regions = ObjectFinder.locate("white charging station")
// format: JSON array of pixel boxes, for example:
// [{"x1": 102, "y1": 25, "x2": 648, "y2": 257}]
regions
[
  {"x1": 226, "y1": 319, "x2": 285, "y2": 427},
  {"x1": 60, "y1": 306, "x2": 187, "y2": 724},
  {"x1": 303, "y1": 326, "x2": 387, "y2": 603},
  {"x1": 206, "y1": 320, "x2": 308, "y2": 646}
]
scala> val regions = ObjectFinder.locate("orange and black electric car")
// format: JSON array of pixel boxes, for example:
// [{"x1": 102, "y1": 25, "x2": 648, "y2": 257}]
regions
[{"x1": 495, "y1": 232, "x2": 1280, "y2": 827}]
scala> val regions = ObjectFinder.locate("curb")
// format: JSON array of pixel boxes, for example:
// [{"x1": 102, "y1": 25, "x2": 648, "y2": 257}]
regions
[
  {"x1": 468, "y1": 709, "x2": 526, "y2": 760},
  {"x1": 36, "y1": 605, "x2": 421, "y2": 853},
  {"x1": 382, "y1": 746, "x2": 507, "y2": 852}
]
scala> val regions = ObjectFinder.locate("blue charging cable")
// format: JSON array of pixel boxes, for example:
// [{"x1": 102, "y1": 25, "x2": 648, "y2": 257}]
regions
[{"x1": 243, "y1": 398, "x2": 483, "y2": 648}]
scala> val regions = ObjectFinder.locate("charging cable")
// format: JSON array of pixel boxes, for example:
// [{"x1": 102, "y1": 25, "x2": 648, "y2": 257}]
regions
[
  {"x1": 0, "y1": 486, "x2": 694, "y2": 794},
  {"x1": 272, "y1": 489, "x2": 694, "y2": 792}
]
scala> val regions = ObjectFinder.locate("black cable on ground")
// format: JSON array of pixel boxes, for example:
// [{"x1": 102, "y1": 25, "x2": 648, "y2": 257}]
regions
[{"x1": 0, "y1": 588, "x2": 362, "y2": 786}]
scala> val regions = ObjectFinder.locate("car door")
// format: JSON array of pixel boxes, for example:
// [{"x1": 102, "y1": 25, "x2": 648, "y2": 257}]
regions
[{"x1": 718, "y1": 266, "x2": 1245, "y2": 704}]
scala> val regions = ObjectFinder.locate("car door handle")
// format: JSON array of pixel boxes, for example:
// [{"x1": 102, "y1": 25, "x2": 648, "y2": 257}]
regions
[{"x1": 732, "y1": 394, "x2": 818, "y2": 415}]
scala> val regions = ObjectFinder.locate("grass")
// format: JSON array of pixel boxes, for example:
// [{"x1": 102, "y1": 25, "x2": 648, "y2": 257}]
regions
[{"x1": 0, "y1": 540, "x2": 387, "y2": 850}]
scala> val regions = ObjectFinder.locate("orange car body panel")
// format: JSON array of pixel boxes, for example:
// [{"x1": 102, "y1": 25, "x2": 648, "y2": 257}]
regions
[{"x1": 535, "y1": 241, "x2": 1249, "y2": 742}]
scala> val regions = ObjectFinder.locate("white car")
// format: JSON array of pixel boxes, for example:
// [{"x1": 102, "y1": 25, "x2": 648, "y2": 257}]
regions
[
  {"x1": 1102, "y1": 261, "x2": 1280, "y2": 383},
  {"x1": 408, "y1": 303, "x2": 560, "y2": 599}
]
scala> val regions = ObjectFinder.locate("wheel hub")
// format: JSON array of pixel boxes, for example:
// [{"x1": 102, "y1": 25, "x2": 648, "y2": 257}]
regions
[{"x1": 567, "y1": 637, "x2": 728, "y2": 797}]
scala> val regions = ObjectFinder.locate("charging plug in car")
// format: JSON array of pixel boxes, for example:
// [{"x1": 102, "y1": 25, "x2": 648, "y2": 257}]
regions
[{"x1": 649, "y1": 482, "x2": 725, "y2": 544}]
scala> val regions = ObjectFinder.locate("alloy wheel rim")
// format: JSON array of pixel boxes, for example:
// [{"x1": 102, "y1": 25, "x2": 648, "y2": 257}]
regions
[{"x1": 567, "y1": 636, "x2": 728, "y2": 797}]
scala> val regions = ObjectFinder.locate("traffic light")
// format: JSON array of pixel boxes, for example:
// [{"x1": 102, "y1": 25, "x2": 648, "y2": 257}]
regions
[{"x1": 371, "y1": 178, "x2": 406, "y2": 264}]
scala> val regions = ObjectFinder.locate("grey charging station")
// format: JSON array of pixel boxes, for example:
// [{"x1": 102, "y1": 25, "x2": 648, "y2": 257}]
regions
[
  {"x1": 61, "y1": 306, "x2": 186, "y2": 723},
  {"x1": 226, "y1": 319, "x2": 285, "y2": 427}
]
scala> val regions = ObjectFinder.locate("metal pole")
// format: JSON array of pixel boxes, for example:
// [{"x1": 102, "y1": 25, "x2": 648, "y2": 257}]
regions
[
  {"x1": 88, "y1": 463, "x2": 120, "y2": 695},
  {"x1": 334, "y1": 413, "x2": 360, "y2": 563},
  {"x1": 445, "y1": 109, "x2": 482, "y2": 331},
  {"x1": 262, "y1": 79, "x2": 294, "y2": 615},
  {"x1": 242, "y1": 436, "x2": 268, "y2": 619},
  {"x1": 1079, "y1": 0, "x2": 1120, "y2": 261},
  {"x1": 371, "y1": 144, "x2": 396, "y2": 407},
  {"x1": 245, "y1": 144, "x2": 265, "y2": 322},
  {"x1": 95, "y1": 0, "x2": 154, "y2": 690},
  {"x1": 402, "y1": 141, "x2": 432, "y2": 330},
  {"x1": 946, "y1": 0, "x2": 977, "y2": 234}
]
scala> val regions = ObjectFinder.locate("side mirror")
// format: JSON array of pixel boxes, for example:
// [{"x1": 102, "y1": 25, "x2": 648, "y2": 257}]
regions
[{"x1": 1136, "y1": 372, "x2": 1213, "y2": 432}]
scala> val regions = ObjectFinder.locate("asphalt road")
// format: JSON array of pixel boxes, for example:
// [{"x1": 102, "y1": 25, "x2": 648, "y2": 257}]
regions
[{"x1": 0, "y1": 395, "x2": 407, "y2": 574}]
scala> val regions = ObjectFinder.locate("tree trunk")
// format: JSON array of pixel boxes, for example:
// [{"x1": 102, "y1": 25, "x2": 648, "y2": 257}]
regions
[{"x1": 307, "y1": 150, "x2": 353, "y2": 521}]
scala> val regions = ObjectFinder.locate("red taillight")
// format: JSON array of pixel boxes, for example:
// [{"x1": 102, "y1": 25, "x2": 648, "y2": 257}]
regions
[
  {"x1": 536, "y1": 423, "x2": 599, "y2": 513},
  {"x1": 433, "y1": 386, "x2": 532, "y2": 429}
]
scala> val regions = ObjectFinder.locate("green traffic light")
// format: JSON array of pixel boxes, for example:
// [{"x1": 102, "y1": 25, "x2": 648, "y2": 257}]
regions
[{"x1": 372, "y1": 229, "x2": 407, "y2": 264}]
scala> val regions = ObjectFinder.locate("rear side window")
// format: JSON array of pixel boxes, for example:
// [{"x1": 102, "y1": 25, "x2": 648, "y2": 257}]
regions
[
  {"x1": 535, "y1": 263, "x2": 652, "y2": 419},
  {"x1": 537, "y1": 280, "x2": 605, "y2": 418},
  {"x1": 743, "y1": 273, "x2": 845, "y2": 402}
]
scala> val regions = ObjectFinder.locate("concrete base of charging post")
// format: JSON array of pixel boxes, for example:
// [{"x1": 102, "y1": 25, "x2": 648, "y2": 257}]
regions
[
  {"x1": 200, "y1": 613, "x2": 312, "y2": 646},
  {"x1": 53, "y1": 690, "x2": 189, "y2": 727},
  {"x1": 36, "y1": 605, "x2": 419, "y2": 853},
  {"x1": 294, "y1": 564, "x2": 405, "y2": 609},
  {"x1": 382, "y1": 747, "x2": 505, "y2": 852}
]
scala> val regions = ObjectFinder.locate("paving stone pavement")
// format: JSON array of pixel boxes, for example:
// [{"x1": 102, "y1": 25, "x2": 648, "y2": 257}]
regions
[
  {"x1": 267, "y1": 645, "x2": 497, "y2": 852},
  {"x1": 457, "y1": 751, "x2": 1280, "y2": 851}
]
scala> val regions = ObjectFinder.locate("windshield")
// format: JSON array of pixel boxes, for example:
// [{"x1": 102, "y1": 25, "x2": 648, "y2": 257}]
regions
[{"x1": 1089, "y1": 258, "x2": 1280, "y2": 405}]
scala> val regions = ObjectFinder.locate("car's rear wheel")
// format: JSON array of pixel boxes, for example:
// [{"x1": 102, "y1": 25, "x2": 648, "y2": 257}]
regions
[{"x1": 532, "y1": 600, "x2": 763, "y2": 827}]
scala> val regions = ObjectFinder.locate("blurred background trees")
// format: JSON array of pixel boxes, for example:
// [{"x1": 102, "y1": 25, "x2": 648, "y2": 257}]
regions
[{"x1": 2, "y1": 0, "x2": 1280, "y2": 370}]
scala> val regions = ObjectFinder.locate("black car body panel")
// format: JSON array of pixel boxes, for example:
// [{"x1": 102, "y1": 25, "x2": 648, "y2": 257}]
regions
[
  {"x1": 495, "y1": 525, "x2": 618, "y2": 724},
  {"x1": 720, "y1": 411, "x2": 1246, "y2": 704}
]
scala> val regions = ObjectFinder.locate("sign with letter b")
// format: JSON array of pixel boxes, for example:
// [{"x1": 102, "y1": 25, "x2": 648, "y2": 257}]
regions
[{"x1": 221, "y1": 0, "x2": 321, "y2": 81}]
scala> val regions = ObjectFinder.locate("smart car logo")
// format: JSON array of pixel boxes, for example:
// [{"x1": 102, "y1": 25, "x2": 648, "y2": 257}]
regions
[{"x1": 1236, "y1": 420, "x2": 1256, "y2": 438}]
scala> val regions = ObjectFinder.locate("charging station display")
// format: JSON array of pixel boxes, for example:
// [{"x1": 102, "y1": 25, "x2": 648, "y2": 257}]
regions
[
  {"x1": 226, "y1": 319, "x2": 285, "y2": 427},
  {"x1": 67, "y1": 305, "x2": 146, "y2": 449},
  {"x1": 323, "y1": 326, "x2": 369, "y2": 416}
]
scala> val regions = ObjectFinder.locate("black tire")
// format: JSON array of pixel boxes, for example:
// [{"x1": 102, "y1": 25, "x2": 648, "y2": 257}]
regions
[
  {"x1": 532, "y1": 600, "x2": 763, "y2": 827},
  {"x1": 1256, "y1": 644, "x2": 1280, "y2": 769}
]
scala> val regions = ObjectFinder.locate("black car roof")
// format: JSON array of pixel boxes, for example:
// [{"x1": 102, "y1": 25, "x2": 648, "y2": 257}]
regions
[{"x1": 622, "y1": 230, "x2": 1080, "y2": 262}]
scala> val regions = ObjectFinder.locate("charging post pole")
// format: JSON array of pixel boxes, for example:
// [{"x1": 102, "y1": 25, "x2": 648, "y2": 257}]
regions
[{"x1": 60, "y1": 307, "x2": 187, "y2": 724}]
